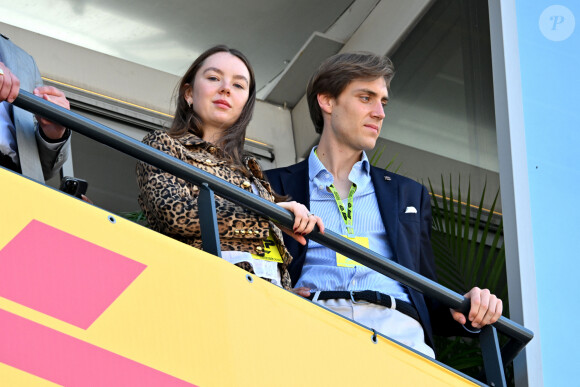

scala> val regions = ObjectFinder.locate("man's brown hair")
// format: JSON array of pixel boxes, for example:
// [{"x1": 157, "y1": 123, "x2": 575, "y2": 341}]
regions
[{"x1": 307, "y1": 52, "x2": 395, "y2": 133}]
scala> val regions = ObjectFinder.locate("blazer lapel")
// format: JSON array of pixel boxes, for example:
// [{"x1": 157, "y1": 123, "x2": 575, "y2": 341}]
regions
[
  {"x1": 281, "y1": 159, "x2": 310, "y2": 210},
  {"x1": 0, "y1": 38, "x2": 44, "y2": 182},
  {"x1": 370, "y1": 166, "x2": 399, "y2": 262},
  {"x1": 1, "y1": 38, "x2": 37, "y2": 91},
  {"x1": 269, "y1": 159, "x2": 310, "y2": 285}
]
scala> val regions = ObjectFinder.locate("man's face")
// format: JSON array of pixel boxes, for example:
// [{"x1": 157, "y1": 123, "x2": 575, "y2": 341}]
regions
[{"x1": 323, "y1": 77, "x2": 388, "y2": 151}]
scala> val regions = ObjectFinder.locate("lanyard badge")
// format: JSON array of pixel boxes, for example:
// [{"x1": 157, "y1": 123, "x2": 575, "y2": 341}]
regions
[
  {"x1": 326, "y1": 183, "x2": 357, "y2": 238},
  {"x1": 314, "y1": 149, "x2": 368, "y2": 267},
  {"x1": 314, "y1": 148, "x2": 357, "y2": 237},
  {"x1": 251, "y1": 233, "x2": 283, "y2": 263}
]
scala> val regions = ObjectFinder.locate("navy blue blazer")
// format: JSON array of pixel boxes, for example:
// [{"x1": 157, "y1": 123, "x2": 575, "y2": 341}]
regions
[{"x1": 266, "y1": 159, "x2": 460, "y2": 349}]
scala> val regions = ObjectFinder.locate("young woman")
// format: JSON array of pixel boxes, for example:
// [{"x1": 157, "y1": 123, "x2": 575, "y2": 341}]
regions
[{"x1": 136, "y1": 45, "x2": 322, "y2": 290}]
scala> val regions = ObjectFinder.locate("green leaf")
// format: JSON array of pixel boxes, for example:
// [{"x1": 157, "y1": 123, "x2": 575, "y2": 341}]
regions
[
  {"x1": 369, "y1": 145, "x2": 400, "y2": 173},
  {"x1": 430, "y1": 175, "x2": 506, "y2": 298},
  {"x1": 117, "y1": 210, "x2": 150, "y2": 227},
  {"x1": 369, "y1": 145, "x2": 385, "y2": 165}
]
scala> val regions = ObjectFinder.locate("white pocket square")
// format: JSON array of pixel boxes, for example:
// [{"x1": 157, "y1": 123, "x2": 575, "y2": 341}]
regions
[{"x1": 405, "y1": 206, "x2": 417, "y2": 214}]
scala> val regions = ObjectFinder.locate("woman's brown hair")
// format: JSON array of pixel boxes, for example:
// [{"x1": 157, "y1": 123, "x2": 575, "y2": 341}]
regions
[{"x1": 168, "y1": 45, "x2": 256, "y2": 174}]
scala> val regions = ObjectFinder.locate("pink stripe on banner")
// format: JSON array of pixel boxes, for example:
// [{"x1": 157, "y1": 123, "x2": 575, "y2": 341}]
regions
[
  {"x1": 0, "y1": 309, "x2": 197, "y2": 386},
  {"x1": 0, "y1": 220, "x2": 146, "y2": 329}
]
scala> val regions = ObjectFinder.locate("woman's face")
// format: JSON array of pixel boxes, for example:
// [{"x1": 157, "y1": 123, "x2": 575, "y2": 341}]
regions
[{"x1": 186, "y1": 52, "x2": 251, "y2": 139}]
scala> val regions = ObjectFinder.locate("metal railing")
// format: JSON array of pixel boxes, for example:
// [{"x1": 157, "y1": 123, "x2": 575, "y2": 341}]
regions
[{"x1": 13, "y1": 90, "x2": 533, "y2": 387}]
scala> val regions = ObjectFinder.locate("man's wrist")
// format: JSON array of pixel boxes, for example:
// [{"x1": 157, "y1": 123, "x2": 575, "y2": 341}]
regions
[{"x1": 38, "y1": 125, "x2": 70, "y2": 143}]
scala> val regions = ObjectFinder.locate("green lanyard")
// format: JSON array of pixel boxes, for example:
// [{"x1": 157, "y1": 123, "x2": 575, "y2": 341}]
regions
[
  {"x1": 327, "y1": 183, "x2": 357, "y2": 237},
  {"x1": 315, "y1": 149, "x2": 357, "y2": 237}
]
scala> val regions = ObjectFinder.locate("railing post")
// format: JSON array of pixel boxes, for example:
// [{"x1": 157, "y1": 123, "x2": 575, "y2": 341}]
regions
[
  {"x1": 480, "y1": 325, "x2": 506, "y2": 387},
  {"x1": 198, "y1": 183, "x2": 221, "y2": 257}
]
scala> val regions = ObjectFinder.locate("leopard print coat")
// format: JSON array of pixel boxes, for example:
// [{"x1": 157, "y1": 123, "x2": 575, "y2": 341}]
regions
[{"x1": 136, "y1": 130, "x2": 292, "y2": 289}]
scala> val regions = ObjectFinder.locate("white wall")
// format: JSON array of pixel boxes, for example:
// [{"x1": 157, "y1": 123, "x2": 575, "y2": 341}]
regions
[
  {"x1": 0, "y1": 22, "x2": 295, "y2": 166},
  {"x1": 246, "y1": 102, "x2": 295, "y2": 169},
  {"x1": 1, "y1": 23, "x2": 176, "y2": 114}
]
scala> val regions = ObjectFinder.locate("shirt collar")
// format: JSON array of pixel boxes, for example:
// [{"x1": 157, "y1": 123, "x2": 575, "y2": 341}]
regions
[
  {"x1": 178, "y1": 131, "x2": 206, "y2": 146},
  {"x1": 308, "y1": 146, "x2": 371, "y2": 186}
]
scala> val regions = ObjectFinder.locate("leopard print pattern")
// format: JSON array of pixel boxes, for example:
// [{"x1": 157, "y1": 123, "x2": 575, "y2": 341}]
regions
[{"x1": 136, "y1": 130, "x2": 292, "y2": 290}]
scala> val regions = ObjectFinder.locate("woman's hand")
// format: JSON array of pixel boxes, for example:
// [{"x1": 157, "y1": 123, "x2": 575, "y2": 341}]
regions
[{"x1": 277, "y1": 201, "x2": 324, "y2": 245}]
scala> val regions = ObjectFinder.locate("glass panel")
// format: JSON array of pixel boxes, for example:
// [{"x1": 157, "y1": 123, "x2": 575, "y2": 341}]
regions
[{"x1": 384, "y1": 0, "x2": 498, "y2": 172}]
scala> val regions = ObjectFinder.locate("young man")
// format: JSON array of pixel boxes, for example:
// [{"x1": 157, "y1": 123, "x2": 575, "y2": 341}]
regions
[{"x1": 266, "y1": 52, "x2": 502, "y2": 358}]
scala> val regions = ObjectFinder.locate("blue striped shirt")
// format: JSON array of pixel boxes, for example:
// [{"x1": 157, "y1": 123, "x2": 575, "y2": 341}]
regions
[{"x1": 296, "y1": 147, "x2": 410, "y2": 303}]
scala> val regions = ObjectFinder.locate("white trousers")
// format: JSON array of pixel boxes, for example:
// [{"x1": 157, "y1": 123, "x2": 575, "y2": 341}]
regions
[{"x1": 315, "y1": 298, "x2": 435, "y2": 358}]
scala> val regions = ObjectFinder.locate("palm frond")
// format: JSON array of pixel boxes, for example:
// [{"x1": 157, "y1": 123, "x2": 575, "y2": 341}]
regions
[
  {"x1": 430, "y1": 175, "x2": 505, "y2": 297},
  {"x1": 369, "y1": 145, "x2": 400, "y2": 173},
  {"x1": 369, "y1": 145, "x2": 386, "y2": 165},
  {"x1": 430, "y1": 175, "x2": 507, "y2": 375},
  {"x1": 117, "y1": 210, "x2": 149, "y2": 227}
]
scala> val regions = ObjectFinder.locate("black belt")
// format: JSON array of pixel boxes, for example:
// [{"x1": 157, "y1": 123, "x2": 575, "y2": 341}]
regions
[{"x1": 307, "y1": 290, "x2": 420, "y2": 323}]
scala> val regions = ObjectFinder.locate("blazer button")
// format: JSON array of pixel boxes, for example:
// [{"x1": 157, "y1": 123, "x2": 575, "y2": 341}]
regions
[
  {"x1": 204, "y1": 159, "x2": 213, "y2": 165},
  {"x1": 240, "y1": 230, "x2": 246, "y2": 235},
  {"x1": 242, "y1": 181, "x2": 251, "y2": 189},
  {"x1": 255, "y1": 246, "x2": 263, "y2": 252},
  {"x1": 209, "y1": 146, "x2": 216, "y2": 153},
  {"x1": 234, "y1": 230, "x2": 240, "y2": 235},
  {"x1": 246, "y1": 230, "x2": 253, "y2": 235}
]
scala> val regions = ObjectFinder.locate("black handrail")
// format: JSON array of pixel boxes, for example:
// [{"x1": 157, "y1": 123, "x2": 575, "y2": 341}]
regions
[{"x1": 12, "y1": 90, "x2": 533, "y2": 370}]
